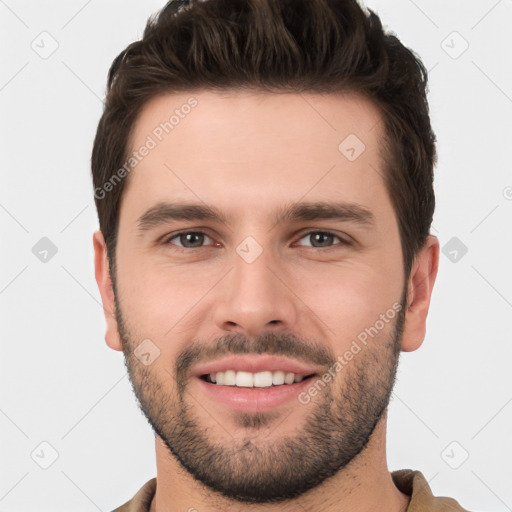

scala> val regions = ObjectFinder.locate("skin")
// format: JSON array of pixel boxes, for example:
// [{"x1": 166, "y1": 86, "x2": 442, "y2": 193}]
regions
[{"x1": 93, "y1": 90, "x2": 439, "y2": 511}]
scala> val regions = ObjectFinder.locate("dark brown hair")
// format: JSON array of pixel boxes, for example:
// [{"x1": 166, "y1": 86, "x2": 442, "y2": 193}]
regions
[{"x1": 91, "y1": 0, "x2": 436, "y2": 284}]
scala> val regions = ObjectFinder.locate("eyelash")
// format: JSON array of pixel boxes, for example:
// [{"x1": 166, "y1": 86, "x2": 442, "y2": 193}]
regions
[{"x1": 162, "y1": 230, "x2": 350, "y2": 251}]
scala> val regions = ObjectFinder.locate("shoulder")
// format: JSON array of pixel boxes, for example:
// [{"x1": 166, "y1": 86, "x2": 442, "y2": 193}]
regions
[
  {"x1": 111, "y1": 477, "x2": 157, "y2": 512},
  {"x1": 391, "y1": 469, "x2": 470, "y2": 511}
]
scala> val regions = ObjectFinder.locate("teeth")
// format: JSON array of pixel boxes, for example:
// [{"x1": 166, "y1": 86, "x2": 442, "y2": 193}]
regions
[
  {"x1": 273, "y1": 371, "x2": 285, "y2": 385},
  {"x1": 207, "y1": 370, "x2": 307, "y2": 388}
]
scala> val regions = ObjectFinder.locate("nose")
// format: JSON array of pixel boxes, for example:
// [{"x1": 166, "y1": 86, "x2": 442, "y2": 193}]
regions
[{"x1": 212, "y1": 247, "x2": 299, "y2": 338}]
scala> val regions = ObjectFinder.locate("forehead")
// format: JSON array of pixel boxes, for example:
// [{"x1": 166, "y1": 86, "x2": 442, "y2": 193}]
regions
[{"x1": 121, "y1": 89, "x2": 392, "y2": 227}]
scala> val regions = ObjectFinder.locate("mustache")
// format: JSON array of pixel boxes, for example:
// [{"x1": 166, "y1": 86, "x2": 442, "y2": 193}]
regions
[{"x1": 175, "y1": 331, "x2": 335, "y2": 382}]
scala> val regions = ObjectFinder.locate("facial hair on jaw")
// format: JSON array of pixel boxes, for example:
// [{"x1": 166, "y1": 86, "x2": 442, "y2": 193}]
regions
[{"x1": 115, "y1": 290, "x2": 406, "y2": 504}]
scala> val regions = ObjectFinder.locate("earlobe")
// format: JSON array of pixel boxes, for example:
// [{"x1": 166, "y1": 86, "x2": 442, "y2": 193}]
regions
[
  {"x1": 93, "y1": 230, "x2": 123, "y2": 352},
  {"x1": 400, "y1": 235, "x2": 440, "y2": 353}
]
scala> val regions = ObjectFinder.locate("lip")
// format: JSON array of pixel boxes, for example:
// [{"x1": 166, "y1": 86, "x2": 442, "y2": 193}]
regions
[
  {"x1": 191, "y1": 355, "x2": 321, "y2": 378},
  {"x1": 194, "y1": 374, "x2": 316, "y2": 413}
]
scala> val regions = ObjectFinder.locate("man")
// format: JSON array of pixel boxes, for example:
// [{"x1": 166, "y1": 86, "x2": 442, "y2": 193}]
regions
[{"x1": 91, "y1": 0, "x2": 468, "y2": 510}]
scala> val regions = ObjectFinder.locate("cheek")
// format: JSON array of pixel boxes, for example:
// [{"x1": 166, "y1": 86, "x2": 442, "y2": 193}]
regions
[
  {"x1": 116, "y1": 256, "x2": 218, "y2": 340},
  {"x1": 290, "y1": 256, "x2": 402, "y2": 343}
]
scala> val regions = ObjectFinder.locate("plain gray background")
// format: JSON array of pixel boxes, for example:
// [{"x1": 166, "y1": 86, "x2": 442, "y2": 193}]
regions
[{"x1": 1, "y1": 0, "x2": 511, "y2": 510}]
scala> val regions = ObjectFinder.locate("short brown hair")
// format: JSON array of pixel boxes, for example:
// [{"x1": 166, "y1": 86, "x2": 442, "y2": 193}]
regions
[{"x1": 91, "y1": 0, "x2": 436, "y2": 283}]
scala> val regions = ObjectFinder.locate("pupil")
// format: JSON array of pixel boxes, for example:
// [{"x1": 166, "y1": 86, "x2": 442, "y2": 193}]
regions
[
  {"x1": 313, "y1": 233, "x2": 332, "y2": 247},
  {"x1": 182, "y1": 233, "x2": 203, "y2": 247}
]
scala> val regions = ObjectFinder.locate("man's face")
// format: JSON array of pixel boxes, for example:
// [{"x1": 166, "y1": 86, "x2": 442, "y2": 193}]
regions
[{"x1": 109, "y1": 90, "x2": 408, "y2": 503}]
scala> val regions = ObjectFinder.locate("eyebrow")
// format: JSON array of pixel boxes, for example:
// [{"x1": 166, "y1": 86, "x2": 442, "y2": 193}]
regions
[{"x1": 136, "y1": 200, "x2": 376, "y2": 235}]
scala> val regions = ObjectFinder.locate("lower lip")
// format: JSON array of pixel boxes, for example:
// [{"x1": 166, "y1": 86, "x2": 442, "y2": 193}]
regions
[{"x1": 195, "y1": 376, "x2": 315, "y2": 413}]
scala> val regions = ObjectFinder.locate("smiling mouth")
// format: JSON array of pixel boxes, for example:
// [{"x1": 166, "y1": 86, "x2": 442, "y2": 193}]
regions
[{"x1": 198, "y1": 371, "x2": 317, "y2": 388}]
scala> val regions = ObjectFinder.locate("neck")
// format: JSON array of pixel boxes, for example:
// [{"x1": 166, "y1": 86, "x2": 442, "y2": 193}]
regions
[{"x1": 149, "y1": 416, "x2": 411, "y2": 512}]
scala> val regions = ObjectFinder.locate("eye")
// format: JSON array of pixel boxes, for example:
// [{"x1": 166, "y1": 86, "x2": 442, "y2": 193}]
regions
[
  {"x1": 161, "y1": 230, "x2": 348, "y2": 251},
  {"x1": 295, "y1": 231, "x2": 347, "y2": 248},
  {"x1": 163, "y1": 231, "x2": 214, "y2": 249}
]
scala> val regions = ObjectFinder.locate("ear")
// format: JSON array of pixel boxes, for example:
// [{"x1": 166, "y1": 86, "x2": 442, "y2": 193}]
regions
[
  {"x1": 400, "y1": 235, "x2": 440, "y2": 352},
  {"x1": 93, "y1": 230, "x2": 123, "y2": 351}
]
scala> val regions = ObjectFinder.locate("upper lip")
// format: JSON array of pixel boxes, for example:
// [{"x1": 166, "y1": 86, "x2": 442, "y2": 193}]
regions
[{"x1": 192, "y1": 355, "x2": 322, "y2": 378}]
